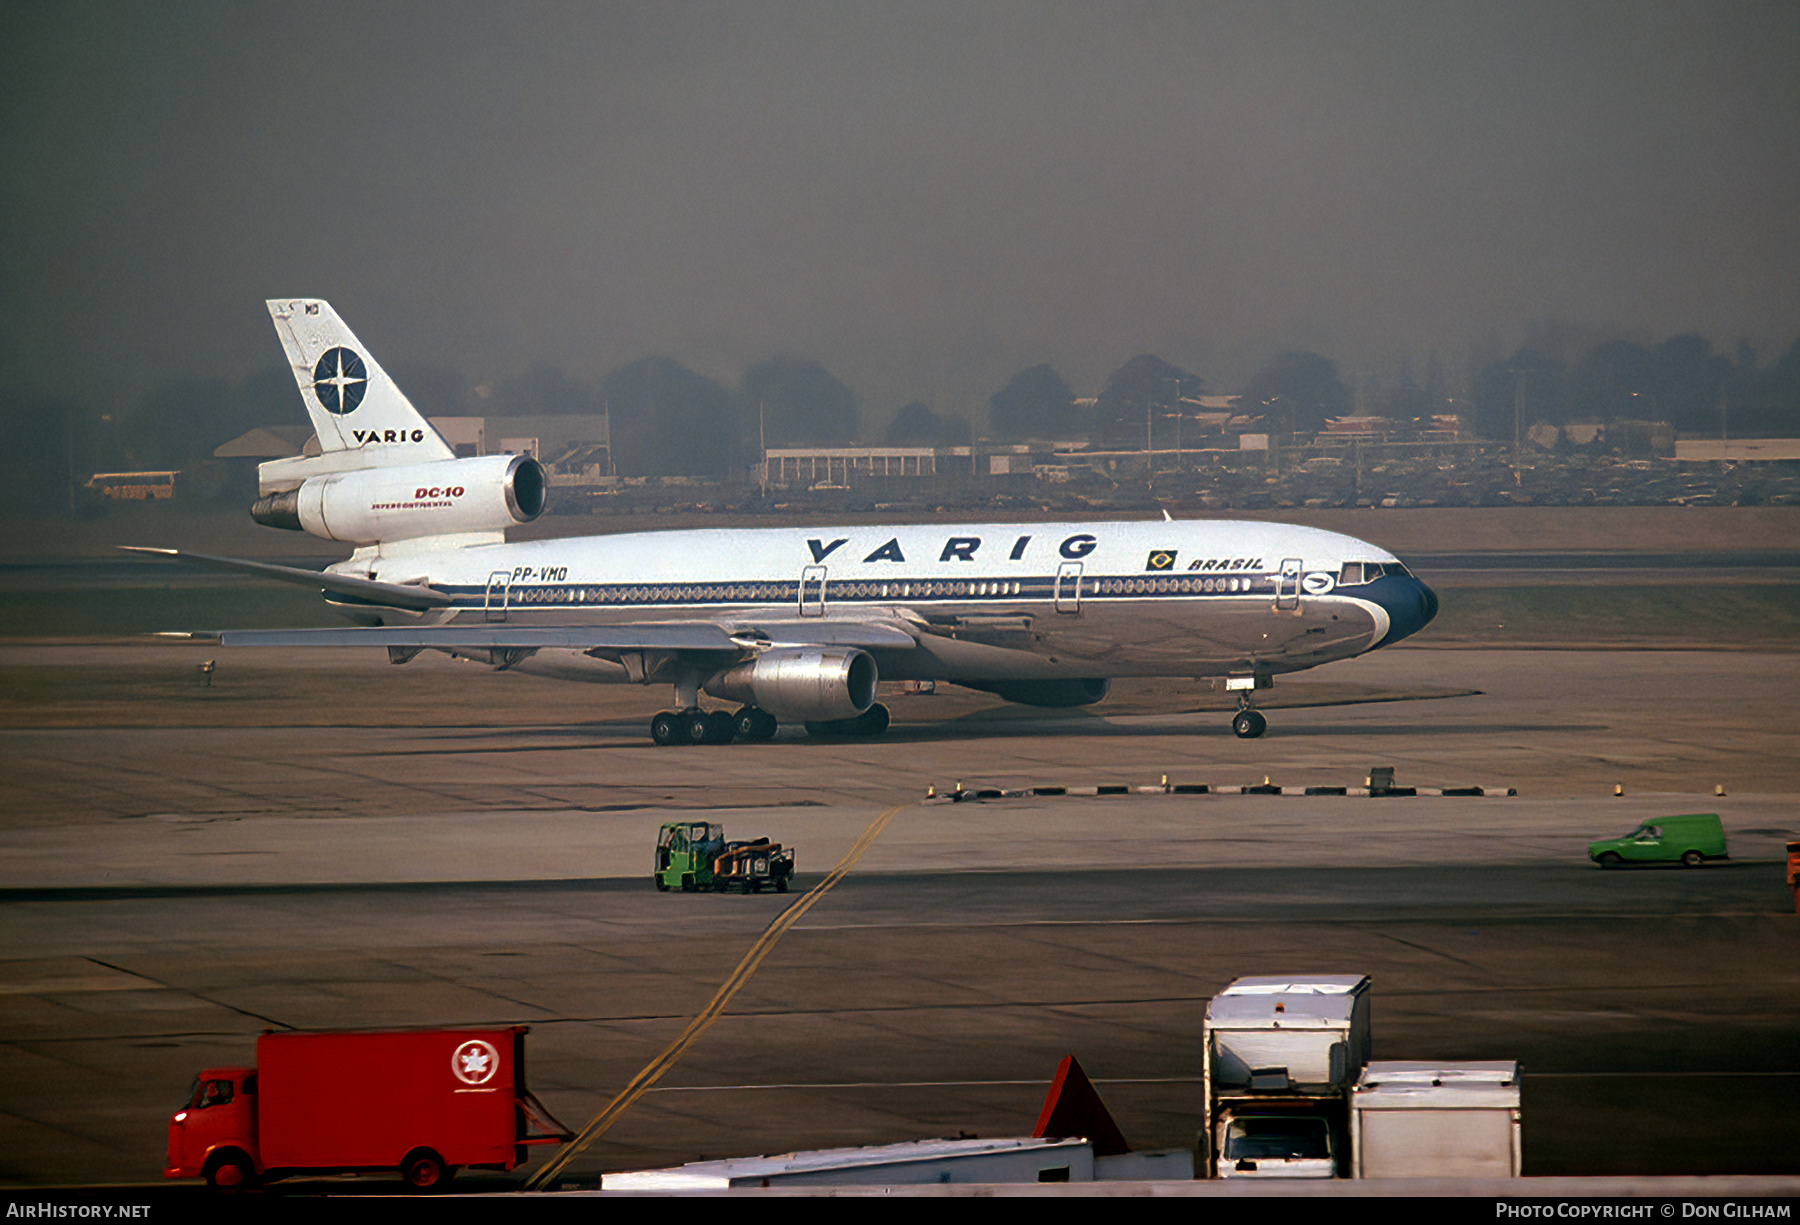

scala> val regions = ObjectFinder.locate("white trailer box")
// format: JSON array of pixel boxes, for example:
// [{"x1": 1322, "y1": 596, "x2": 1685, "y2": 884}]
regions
[
  {"x1": 1205, "y1": 975, "x2": 1372, "y2": 1094},
  {"x1": 1350, "y1": 1061, "x2": 1522, "y2": 1178}
]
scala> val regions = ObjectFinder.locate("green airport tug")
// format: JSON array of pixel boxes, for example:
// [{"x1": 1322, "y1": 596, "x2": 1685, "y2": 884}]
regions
[{"x1": 654, "y1": 821, "x2": 795, "y2": 893}]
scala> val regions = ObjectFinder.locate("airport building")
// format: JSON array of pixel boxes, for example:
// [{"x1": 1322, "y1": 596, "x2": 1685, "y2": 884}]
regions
[
  {"x1": 1675, "y1": 438, "x2": 1800, "y2": 462},
  {"x1": 760, "y1": 444, "x2": 1064, "y2": 488}
]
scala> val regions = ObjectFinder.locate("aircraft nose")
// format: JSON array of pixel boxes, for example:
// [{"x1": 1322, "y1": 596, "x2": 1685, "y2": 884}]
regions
[{"x1": 1379, "y1": 575, "x2": 1438, "y2": 645}]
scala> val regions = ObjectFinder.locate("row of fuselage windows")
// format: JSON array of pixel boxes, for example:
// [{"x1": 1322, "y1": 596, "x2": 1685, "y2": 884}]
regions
[{"x1": 484, "y1": 571, "x2": 1304, "y2": 607}]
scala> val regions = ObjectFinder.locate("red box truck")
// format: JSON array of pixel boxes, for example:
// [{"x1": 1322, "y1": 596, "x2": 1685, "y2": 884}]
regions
[{"x1": 165, "y1": 1027, "x2": 569, "y2": 1190}]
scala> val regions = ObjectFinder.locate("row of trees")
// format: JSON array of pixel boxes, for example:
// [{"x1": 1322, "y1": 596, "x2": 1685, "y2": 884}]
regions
[
  {"x1": 8, "y1": 328, "x2": 1800, "y2": 500},
  {"x1": 1468, "y1": 329, "x2": 1800, "y2": 442}
]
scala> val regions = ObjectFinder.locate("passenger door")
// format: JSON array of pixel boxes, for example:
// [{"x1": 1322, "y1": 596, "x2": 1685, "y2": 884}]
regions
[
  {"x1": 799, "y1": 565, "x2": 828, "y2": 617},
  {"x1": 484, "y1": 571, "x2": 513, "y2": 622},
  {"x1": 1274, "y1": 557, "x2": 1302, "y2": 611},
  {"x1": 1055, "y1": 561, "x2": 1083, "y2": 614}
]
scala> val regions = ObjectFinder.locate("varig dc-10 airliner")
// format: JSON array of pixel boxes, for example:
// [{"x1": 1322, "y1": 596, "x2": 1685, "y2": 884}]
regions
[{"x1": 134, "y1": 300, "x2": 1438, "y2": 746}]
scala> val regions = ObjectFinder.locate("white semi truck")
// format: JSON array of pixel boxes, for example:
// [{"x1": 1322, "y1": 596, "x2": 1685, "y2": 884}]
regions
[{"x1": 1200, "y1": 975, "x2": 1372, "y2": 1179}]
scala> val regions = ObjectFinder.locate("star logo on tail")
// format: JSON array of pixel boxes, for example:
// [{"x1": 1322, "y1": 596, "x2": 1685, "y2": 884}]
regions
[{"x1": 311, "y1": 347, "x2": 368, "y2": 415}]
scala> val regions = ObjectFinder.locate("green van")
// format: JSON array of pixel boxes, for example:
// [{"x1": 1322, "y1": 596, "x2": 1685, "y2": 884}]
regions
[{"x1": 1590, "y1": 813, "x2": 1728, "y2": 868}]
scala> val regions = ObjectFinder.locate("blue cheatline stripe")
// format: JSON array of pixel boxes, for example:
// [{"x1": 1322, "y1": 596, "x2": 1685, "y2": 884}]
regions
[{"x1": 422, "y1": 572, "x2": 1294, "y2": 612}]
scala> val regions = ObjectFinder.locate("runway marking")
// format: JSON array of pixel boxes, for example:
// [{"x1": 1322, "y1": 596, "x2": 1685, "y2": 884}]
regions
[
  {"x1": 524, "y1": 800, "x2": 912, "y2": 1190},
  {"x1": 1369, "y1": 929, "x2": 1491, "y2": 970},
  {"x1": 82, "y1": 955, "x2": 290, "y2": 1029}
]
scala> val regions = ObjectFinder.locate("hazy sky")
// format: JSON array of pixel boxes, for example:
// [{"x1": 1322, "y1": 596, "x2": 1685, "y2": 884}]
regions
[{"x1": 5, "y1": 0, "x2": 1798, "y2": 421}]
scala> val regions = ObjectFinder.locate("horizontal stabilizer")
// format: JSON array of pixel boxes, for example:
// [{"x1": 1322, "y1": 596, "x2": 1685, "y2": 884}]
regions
[{"x1": 121, "y1": 547, "x2": 455, "y2": 611}]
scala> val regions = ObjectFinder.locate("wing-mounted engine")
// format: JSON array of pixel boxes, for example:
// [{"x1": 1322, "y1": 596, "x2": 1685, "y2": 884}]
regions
[
  {"x1": 251, "y1": 454, "x2": 547, "y2": 544},
  {"x1": 703, "y1": 647, "x2": 878, "y2": 722}
]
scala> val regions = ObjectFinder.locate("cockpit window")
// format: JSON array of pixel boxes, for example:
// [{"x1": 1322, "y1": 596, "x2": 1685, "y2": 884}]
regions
[{"x1": 1339, "y1": 562, "x2": 1390, "y2": 585}]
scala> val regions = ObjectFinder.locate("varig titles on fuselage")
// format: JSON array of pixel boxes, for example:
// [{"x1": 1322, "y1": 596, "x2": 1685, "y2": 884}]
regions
[{"x1": 802, "y1": 531, "x2": 1263, "y2": 575}]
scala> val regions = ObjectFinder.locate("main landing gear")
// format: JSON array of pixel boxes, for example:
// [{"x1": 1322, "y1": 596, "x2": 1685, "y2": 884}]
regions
[
  {"x1": 646, "y1": 703, "x2": 892, "y2": 746},
  {"x1": 649, "y1": 705, "x2": 779, "y2": 746}
]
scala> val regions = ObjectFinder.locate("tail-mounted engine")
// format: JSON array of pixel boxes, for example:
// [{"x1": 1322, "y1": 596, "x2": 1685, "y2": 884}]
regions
[
  {"x1": 704, "y1": 647, "x2": 878, "y2": 723},
  {"x1": 251, "y1": 454, "x2": 546, "y2": 544}
]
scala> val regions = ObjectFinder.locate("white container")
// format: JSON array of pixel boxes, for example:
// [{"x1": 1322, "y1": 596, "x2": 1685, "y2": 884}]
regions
[
  {"x1": 1205, "y1": 975, "x2": 1373, "y2": 1093},
  {"x1": 1350, "y1": 1061, "x2": 1522, "y2": 1178}
]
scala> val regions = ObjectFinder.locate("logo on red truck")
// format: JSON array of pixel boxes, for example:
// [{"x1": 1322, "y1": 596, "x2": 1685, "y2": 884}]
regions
[{"x1": 453, "y1": 1039, "x2": 499, "y2": 1086}]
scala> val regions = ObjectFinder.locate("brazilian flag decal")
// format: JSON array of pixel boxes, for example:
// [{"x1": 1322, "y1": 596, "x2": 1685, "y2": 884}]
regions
[{"x1": 1145, "y1": 549, "x2": 1177, "y2": 571}]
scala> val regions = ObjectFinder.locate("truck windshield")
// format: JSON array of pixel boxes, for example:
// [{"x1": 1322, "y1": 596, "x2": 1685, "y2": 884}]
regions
[{"x1": 1224, "y1": 1117, "x2": 1330, "y2": 1160}]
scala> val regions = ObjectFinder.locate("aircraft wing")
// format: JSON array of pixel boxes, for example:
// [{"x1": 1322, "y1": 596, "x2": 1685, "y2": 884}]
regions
[
  {"x1": 219, "y1": 618, "x2": 920, "y2": 652},
  {"x1": 125, "y1": 547, "x2": 922, "y2": 653},
  {"x1": 122, "y1": 546, "x2": 456, "y2": 611}
]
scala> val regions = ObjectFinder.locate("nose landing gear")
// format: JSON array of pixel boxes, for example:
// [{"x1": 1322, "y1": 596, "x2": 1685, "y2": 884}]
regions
[
  {"x1": 1231, "y1": 702, "x2": 1267, "y2": 739},
  {"x1": 1226, "y1": 673, "x2": 1271, "y2": 739}
]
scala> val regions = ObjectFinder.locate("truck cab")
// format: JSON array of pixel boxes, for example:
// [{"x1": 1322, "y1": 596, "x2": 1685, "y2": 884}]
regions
[
  {"x1": 1217, "y1": 1111, "x2": 1335, "y2": 1178},
  {"x1": 655, "y1": 821, "x2": 725, "y2": 891},
  {"x1": 166, "y1": 1068, "x2": 259, "y2": 1188}
]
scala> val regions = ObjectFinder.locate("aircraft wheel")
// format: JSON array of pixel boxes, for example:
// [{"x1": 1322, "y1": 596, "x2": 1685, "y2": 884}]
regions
[
  {"x1": 680, "y1": 709, "x2": 713, "y2": 745},
  {"x1": 649, "y1": 711, "x2": 679, "y2": 746},
  {"x1": 852, "y1": 703, "x2": 891, "y2": 737},
  {"x1": 735, "y1": 707, "x2": 779, "y2": 741},
  {"x1": 1231, "y1": 709, "x2": 1267, "y2": 739},
  {"x1": 704, "y1": 709, "x2": 736, "y2": 744}
]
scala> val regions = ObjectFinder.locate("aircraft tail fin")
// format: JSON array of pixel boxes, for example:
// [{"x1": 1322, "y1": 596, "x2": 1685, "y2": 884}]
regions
[{"x1": 265, "y1": 299, "x2": 454, "y2": 466}]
